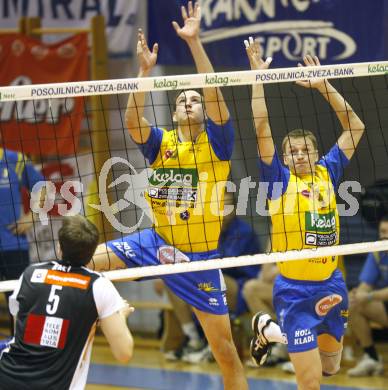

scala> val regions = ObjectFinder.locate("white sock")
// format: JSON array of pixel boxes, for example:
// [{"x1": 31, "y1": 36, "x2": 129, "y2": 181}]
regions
[
  {"x1": 263, "y1": 322, "x2": 287, "y2": 344},
  {"x1": 182, "y1": 322, "x2": 200, "y2": 343}
]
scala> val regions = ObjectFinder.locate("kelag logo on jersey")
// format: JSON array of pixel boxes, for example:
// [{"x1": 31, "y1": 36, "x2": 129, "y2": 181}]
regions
[
  {"x1": 305, "y1": 210, "x2": 337, "y2": 246},
  {"x1": 149, "y1": 0, "x2": 387, "y2": 67},
  {"x1": 305, "y1": 211, "x2": 336, "y2": 233},
  {"x1": 149, "y1": 168, "x2": 198, "y2": 187}
]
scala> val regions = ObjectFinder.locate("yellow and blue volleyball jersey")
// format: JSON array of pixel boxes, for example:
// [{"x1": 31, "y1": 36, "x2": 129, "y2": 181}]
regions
[
  {"x1": 260, "y1": 145, "x2": 349, "y2": 281},
  {"x1": 0, "y1": 148, "x2": 44, "y2": 251},
  {"x1": 137, "y1": 118, "x2": 233, "y2": 253}
]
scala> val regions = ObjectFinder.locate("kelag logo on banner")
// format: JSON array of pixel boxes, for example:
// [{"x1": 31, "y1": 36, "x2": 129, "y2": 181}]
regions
[{"x1": 149, "y1": 0, "x2": 388, "y2": 67}]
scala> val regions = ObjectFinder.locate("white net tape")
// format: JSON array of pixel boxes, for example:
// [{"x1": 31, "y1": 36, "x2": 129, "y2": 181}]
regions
[
  {"x1": 1, "y1": 240, "x2": 387, "y2": 293},
  {"x1": 0, "y1": 61, "x2": 387, "y2": 102}
]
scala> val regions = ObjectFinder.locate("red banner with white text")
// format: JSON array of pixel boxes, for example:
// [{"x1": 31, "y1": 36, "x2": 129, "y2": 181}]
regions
[{"x1": 0, "y1": 33, "x2": 88, "y2": 155}]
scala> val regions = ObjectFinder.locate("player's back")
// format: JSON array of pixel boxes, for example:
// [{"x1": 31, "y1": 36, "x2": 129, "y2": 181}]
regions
[{"x1": 0, "y1": 261, "x2": 101, "y2": 390}]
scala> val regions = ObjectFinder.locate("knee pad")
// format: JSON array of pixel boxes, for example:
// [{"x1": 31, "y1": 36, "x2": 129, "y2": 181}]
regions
[{"x1": 320, "y1": 347, "x2": 342, "y2": 376}]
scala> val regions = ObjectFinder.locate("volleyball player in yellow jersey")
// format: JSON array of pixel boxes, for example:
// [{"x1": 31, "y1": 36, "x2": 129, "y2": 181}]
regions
[
  {"x1": 245, "y1": 38, "x2": 365, "y2": 389},
  {"x1": 90, "y1": 3, "x2": 248, "y2": 389}
]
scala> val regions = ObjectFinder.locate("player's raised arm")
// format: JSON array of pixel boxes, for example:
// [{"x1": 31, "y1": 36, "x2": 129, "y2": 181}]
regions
[
  {"x1": 125, "y1": 29, "x2": 158, "y2": 144},
  {"x1": 244, "y1": 37, "x2": 275, "y2": 165},
  {"x1": 296, "y1": 55, "x2": 365, "y2": 160},
  {"x1": 172, "y1": 1, "x2": 229, "y2": 125}
]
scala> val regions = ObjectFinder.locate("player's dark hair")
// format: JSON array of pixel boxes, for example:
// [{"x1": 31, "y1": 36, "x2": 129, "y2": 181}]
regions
[{"x1": 58, "y1": 215, "x2": 99, "y2": 267}]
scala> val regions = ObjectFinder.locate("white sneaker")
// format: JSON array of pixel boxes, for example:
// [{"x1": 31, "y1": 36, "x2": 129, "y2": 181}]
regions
[
  {"x1": 163, "y1": 338, "x2": 205, "y2": 361},
  {"x1": 347, "y1": 354, "x2": 384, "y2": 377},
  {"x1": 282, "y1": 361, "x2": 296, "y2": 374},
  {"x1": 182, "y1": 345, "x2": 214, "y2": 364}
]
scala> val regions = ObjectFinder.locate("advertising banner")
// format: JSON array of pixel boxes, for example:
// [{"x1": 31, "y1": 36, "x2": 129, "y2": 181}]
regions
[
  {"x1": 148, "y1": 0, "x2": 388, "y2": 67},
  {"x1": 0, "y1": 33, "x2": 88, "y2": 155},
  {"x1": 0, "y1": 0, "x2": 139, "y2": 56}
]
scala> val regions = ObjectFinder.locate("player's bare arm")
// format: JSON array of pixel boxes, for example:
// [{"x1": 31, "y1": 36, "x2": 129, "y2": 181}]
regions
[
  {"x1": 296, "y1": 55, "x2": 365, "y2": 160},
  {"x1": 244, "y1": 37, "x2": 275, "y2": 165},
  {"x1": 100, "y1": 301, "x2": 135, "y2": 363},
  {"x1": 172, "y1": 1, "x2": 229, "y2": 125},
  {"x1": 125, "y1": 29, "x2": 158, "y2": 144}
]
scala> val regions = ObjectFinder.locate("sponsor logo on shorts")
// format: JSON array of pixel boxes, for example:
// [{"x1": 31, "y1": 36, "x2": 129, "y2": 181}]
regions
[
  {"x1": 112, "y1": 242, "x2": 136, "y2": 259},
  {"x1": 279, "y1": 309, "x2": 286, "y2": 329},
  {"x1": 294, "y1": 328, "x2": 315, "y2": 346},
  {"x1": 208, "y1": 297, "x2": 219, "y2": 306},
  {"x1": 198, "y1": 282, "x2": 218, "y2": 292},
  {"x1": 157, "y1": 246, "x2": 190, "y2": 265},
  {"x1": 315, "y1": 294, "x2": 343, "y2": 316}
]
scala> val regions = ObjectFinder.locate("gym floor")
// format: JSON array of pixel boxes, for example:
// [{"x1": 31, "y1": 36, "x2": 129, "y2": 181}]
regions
[{"x1": 86, "y1": 337, "x2": 388, "y2": 389}]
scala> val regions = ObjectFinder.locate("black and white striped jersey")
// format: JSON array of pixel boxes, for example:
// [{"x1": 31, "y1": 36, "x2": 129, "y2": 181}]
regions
[{"x1": 0, "y1": 261, "x2": 124, "y2": 390}]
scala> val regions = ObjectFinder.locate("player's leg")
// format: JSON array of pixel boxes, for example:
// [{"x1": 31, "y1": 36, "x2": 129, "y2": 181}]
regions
[
  {"x1": 164, "y1": 287, "x2": 204, "y2": 359},
  {"x1": 162, "y1": 263, "x2": 248, "y2": 390},
  {"x1": 243, "y1": 278, "x2": 276, "y2": 317},
  {"x1": 88, "y1": 229, "x2": 158, "y2": 272},
  {"x1": 193, "y1": 308, "x2": 248, "y2": 390},
  {"x1": 89, "y1": 243, "x2": 127, "y2": 271},
  {"x1": 289, "y1": 349, "x2": 322, "y2": 390},
  {"x1": 317, "y1": 334, "x2": 343, "y2": 376}
]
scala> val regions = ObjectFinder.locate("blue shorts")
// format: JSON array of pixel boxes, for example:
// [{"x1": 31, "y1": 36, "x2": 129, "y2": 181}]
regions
[
  {"x1": 107, "y1": 229, "x2": 228, "y2": 315},
  {"x1": 273, "y1": 269, "x2": 348, "y2": 353}
]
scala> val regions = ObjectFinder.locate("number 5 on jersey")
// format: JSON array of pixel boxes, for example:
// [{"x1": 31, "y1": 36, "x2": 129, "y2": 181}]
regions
[{"x1": 46, "y1": 285, "x2": 62, "y2": 314}]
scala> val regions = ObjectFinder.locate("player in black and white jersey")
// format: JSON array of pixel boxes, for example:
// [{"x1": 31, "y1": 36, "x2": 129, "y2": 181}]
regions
[{"x1": 0, "y1": 215, "x2": 134, "y2": 390}]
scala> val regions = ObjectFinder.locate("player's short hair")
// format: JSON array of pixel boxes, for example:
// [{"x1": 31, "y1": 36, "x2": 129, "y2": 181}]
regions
[
  {"x1": 281, "y1": 129, "x2": 318, "y2": 153},
  {"x1": 58, "y1": 215, "x2": 99, "y2": 266}
]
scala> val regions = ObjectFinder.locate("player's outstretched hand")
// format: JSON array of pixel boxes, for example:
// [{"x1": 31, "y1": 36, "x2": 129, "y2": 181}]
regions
[
  {"x1": 172, "y1": 1, "x2": 201, "y2": 42},
  {"x1": 244, "y1": 36, "x2": 272, "y2": 71},
  {"x1": 137, "y1": 28, "x2": 158, "y2": 75},
  {"x1": 295, "y1": 55, "x2": 329, "y2": 91}
]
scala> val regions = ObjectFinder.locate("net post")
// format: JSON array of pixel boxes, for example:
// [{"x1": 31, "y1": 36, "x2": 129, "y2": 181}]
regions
[{"x1": 90, "y1": 15, "x2": 113, "y2": 242}]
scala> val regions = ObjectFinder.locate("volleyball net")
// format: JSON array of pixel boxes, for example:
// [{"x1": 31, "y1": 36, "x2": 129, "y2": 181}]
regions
[{"x1": 0, "y1": 60, "x2": 388, "y2": 292}]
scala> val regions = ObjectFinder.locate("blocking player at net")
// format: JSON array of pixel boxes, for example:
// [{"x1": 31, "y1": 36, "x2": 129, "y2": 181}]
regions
[
  {"x1": 245, "y1": 37, "x2": 365, "y2": 390},
  {"x1": 0, "y1": 215, "x2": 134, "y2": 390},
  {"x1": 90, "y1": 2, "x2": 248, "y2": 389}
]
